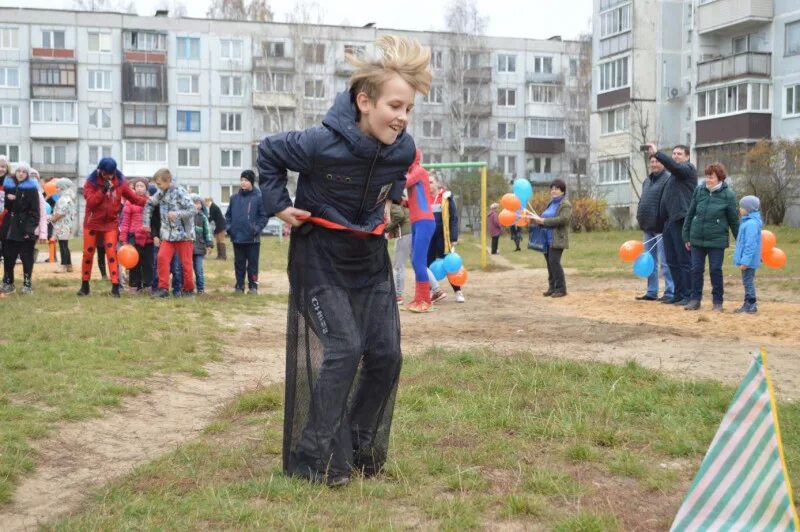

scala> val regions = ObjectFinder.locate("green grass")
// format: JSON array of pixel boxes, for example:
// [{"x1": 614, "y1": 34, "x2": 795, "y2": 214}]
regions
[{"x1": 47, "y1": 348, "x2": 800, "y2": 530}]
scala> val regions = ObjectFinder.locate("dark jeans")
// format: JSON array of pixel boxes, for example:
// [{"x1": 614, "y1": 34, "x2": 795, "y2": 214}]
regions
[
  {"x1": 233, "y1": 242, "x2": 260, "y2": 289},
  {"x1": 129, "y1": 243, "x2": 154, "y2": 290},
  {"x1": 690, "y1": 246, "x2": 725, "y2": 304},
  {"x1": 742, "y1": 267, "x2": 757, "y2": 304},
  {"x1": 544, "y1": 247, "x2": 566, "y2": 294},
  {"x1": 3, "y1": 239, "x2": 36, "y2": 286},
  {"x1": 491, "y1": 235, "x2": 499, "y2": 254},
  {"x1": 193, "y1": 254, "x2": 205, "y2": 292},
  {"x1": 663, "y1": 219, "x2": 692, "y2": 300},
  {"x1": 58, "y1": 239, "x2": 72, "y2": 266}
]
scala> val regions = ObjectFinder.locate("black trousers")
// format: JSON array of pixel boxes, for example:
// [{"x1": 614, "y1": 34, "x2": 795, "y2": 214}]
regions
[
  {"x1": 544, "y1": 247, "x2": 566, "y2": 294},
  {"x1": 663, "y1": 219, "x2": 692, "y2": 300},
  {"x1": 58, "y1": 239, "x2": 72, "y2": 266},
  {"x1": 233, "y1": 242, "x2": 260, "y2": 289},
  {"x1": 3, "y1": 239, "x2": 36, "y2": 286},
  {"x1": 491, "y1": 235, "x2": 499, "y2": 254},
  {"x1": 129, "y1": 243, "x2": 154, "y2": 290}
]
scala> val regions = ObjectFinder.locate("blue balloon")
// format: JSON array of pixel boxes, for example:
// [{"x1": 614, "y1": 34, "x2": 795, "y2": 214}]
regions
[
  {"x1": 51, "y1": 194, "x2": 60, "y2": 203},
  {"x1": 430, "y1": 259, "x2": 447, "y2": 280},
  {"x1": 45, "y1": 203, "x2": 52, "y2": 215},
  {"x1": 443, "y1": 252, "x2": 463, "y2": 274},
  {"x1": 512, "y1": 178, "x2": 533, "y2": 204},
  {"x1": 633, "y1": 252, "x2": 655, "y2": 278}
]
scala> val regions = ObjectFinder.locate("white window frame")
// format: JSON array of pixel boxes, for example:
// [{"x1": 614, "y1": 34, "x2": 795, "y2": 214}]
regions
[
  {"x1": 31, "y1": 100, "x2": 77, "y2": 124},
  {"x1": 177, "y1": 74, "x2": 199, "y2": 94},
  {"x1": 528, "y1": 84, "x2": 560, "y2": 104},
  {"x1": 785, "y1": 83, "x2": 800, "y2": 117},
  {"x1": 220, "y1": 112, "x2": 242, "y2": 132},
  {"x1": 598, "y1": 55, "x2": 630, "y2": 93},
  {"x1": 600, "y1": 106, "x2": 629, "y2": 135},
  {"x1": 178, "y1": 147, "x2": 200, "y2": 168},
  {"x1": 304, "y1": 79, "x2": 325, "y2": 99},
  {"x1": 42, "y1": 145, "x2": 67, "y2": 165},
  {"x1": 531, "y1": 156, "x2": 552, "y2": 174},
  {"x1": 133, "y1": 68, "x2": 158, "y2": 89},
  {"x1": 422, "y1": 120, "x2": 442, "y2": 139},
  {"x1": 597, "y1": 157, "x2": 629, "y2": 185},
  {"x1": 431, "y1": 50, "x2": 443, "y2": 70},
  {"x1": 497, "y1": 155, "x2": 517, "y2": 175},
  {"x1": 88, "y1": 144, "x2": 112, "y2": 164},
  {"x1": 176, "y1": 36, "x2": 200, "y2": 60},
  {"x1": 220, "y1": 148, "x2": 242, "y2": 168},
  {"x1": 88, "y1": 69, "x2": 112, "y2": 91},
  {"x1": 533, "y1": 56, "x2": 553, "y2": 74},
  {"x1": 88, "y1": 106, "x2": 112, "y2": 129},
  {"x1": 497, "y1": 88, "x2": 517, "y2": 107},
  {"x1": 527, "y1": 118, "x2": 564, "y2": 138},
  {"x1": 221, "y1": 75, "x2": 243, "y2": 96},
  {"x1": 124, "y1": 141, "x2": 167, "y2": 163},
  {"x1": 0, "y1": 66, "x2": 19, "y2": 88},
  {"x1": 0, "y1": 27, "x2": 19, "y2": 50},
  {"x1": 0, "y1": 144, "x2": 19, "y2": 163},
  {"x1": 41, "y1": 29, "x2": 65, "y2": 49},
  {"x1": 0, "y1": 104, "x2": 20, "y2": 126},
  {"x1": 424, "y1": 85, "x2": 443, "y2": 104},
  {"x1": 786, "y1": 20, "x2": 800, "y2": 57},
  {"x1": 497, "y1": 122, "x2": 517, "y2": 141},
  {"x1": 600, "y1": 2, "x2": 632, "y2": 39},
  {"x1": 220, "y1": 38, "x2": 242, "y2": 60},
  {"x1": 220, "y1": 184, "x2": 240, "y2": 203},
  {"x1": 697, "y1": 81, "x2": 770, "y2": 120},
  {"x1": 88, "y1": 31, "x2": 112, "y2": 53},
  {"x1": 497, "y1": 53, "x2": 516, "y2": 73}
]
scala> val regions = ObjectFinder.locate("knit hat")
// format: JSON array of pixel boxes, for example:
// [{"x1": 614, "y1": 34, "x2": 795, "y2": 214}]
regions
[
  {"x1": 97, "y1": 157, "x2": 117, "y2": 174},
  {"x1": 739, "y1": 195, "x2": 760, "y2": 213},
  {"x1": 240, "y1": 170, "x2": 256, "y2": 186},
  {"x1": 29, "y1": 168, "x2": 40, "y2": 180},
  {"x1": 14, "y1": 161, "x2": 30, "y2": 176},
  {"x1": 56, "y1": 177, "x2": 73, "y2": 192},
  {"x1": 189, "y1": 193, "x2": 203, "y2": 203}
]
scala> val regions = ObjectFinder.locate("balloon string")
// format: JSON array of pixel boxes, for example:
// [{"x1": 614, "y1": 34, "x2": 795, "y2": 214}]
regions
[
  {"x1": 645, "y1": 235, "x2": 663, "y2": 254},
  {"x1": 643, "y1": 234, "x2": 662, "y2": 245}
]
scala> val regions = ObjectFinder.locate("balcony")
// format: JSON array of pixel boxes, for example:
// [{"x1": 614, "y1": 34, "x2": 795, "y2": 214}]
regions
[
  {"x1": 335, "y1": 61, "x2": 355, "y2": 77},
  {"x1": 526, "y1": 71, "x2": 561, "y2": 84},
  {"x1": 122, "y1": 103, "x2": 167, "y2": 139},
  {"x1": 31, "y1": 47, "x2": 74, "y2": 60},
  {"x1": 461, "y1": 137, "x2": 491, "y2": 150},
  {"x1": 525, "y1": 137, "x2": 565, "y2": 154},
  {"x1": 449, "y1": 67, "x2": 492, "y2": 84},
  {"x1": 252, "y1": 91, "x2": 297, "y2": 109},
  {"x1": 697, "y1": 52, "x2": 771, "y2": 87},
  {"x1": 31, "y1": 161, "x2": 78, "y2": 176},
  {"x1": 122, "y1": 62, "x2": 167, "y2": 103},
  {"x1": 696, "y1": 113, "x2": 770, "y2": 145},
  {"x1": 30, "y1": 60, "x2": 77, "y2": 99},
  {"x1": 253, "y1": 56, "x2": 295, "y2": 71},
  {"x1": 30, "y1": 123, "x2": 79, "y2": 140},
  {"x1": 697, "y1": 0, "x2": 773, "y2": 35},
  {"x1": 450, "y1": 102, "x2": 492, "y2": 117}
]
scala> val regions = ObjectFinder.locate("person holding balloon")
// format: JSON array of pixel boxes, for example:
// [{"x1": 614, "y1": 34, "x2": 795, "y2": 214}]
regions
[
  {"x1": 733, "y1": 195, "x2": 762, "y2": 314},
  {"x1": 530, "y1": 179, "x2": 572, "y2": 298},
  {"x1": 428, "y1": 172, "x2": 466, "y2": 303},
  {"x1": 119, "y1": 177, "x2": 154, "y2": 292},
  {"x1": 681, "y1": 163, "x2": 739, "y2": 312}
]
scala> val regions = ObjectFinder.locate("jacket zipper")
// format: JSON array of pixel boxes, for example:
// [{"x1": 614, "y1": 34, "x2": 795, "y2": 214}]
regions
[{"x1": 355, "y1": 147, "x2": 381, "y2": 223}]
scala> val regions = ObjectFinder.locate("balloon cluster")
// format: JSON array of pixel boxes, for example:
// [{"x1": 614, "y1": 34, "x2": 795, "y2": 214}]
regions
[
  {"x1": 117, "y1": 244, "x2": 140, "y2": 269},
  {"x1": 430, "y1": 252, "x2": 468, "y2": 287},
  {"x1": 43, "y1": 180, "x2": 57, "y2": 197},
  {"x1": 761, "y1": 230, "x2": 787, "y2": 269},
  {"x1": 498, "y1": 178, "x2": 534, "y2": 228},
  {"x1": 619, "y1": 238, "x2": 655, "y2": 278}
]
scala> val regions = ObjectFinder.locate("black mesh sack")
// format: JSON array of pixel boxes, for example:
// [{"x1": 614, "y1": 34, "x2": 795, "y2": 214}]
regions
[{"x1": 282, "y1": 224, "x2": 402, "y2": 484}]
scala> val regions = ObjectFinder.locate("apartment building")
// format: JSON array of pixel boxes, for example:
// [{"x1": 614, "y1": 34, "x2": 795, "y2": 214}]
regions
[
  {"x1": 0, "y1": 7, "x2": 591, "y2": 233},
  {"x1": 591, "y1": 0, "x2": 800, "y2": 225}
]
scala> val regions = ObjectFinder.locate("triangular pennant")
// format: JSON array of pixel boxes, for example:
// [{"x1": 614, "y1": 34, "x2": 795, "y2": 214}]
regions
[{"x1": 671, "y1": 349, "x2": 799, "y2": 531}]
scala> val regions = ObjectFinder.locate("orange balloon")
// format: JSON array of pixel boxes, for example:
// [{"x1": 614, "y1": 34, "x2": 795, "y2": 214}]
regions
[
  {"x1": 763, "y1": 247, "x2": 786, "y2": 269},
  {"x1": 761, "y1": 230, "x2": 776, "y2": 253},
  {"x1": 447, "y1": 267, "x2": 468, "y2": 286},
  {"x1": 516, "y1": 211, "x2": 529, "y2": 227},
  {"x1": 498, "y1": 209, "x2": 518, "y2": 227},
  {"x1": 43, "y1": 181, "x2": 57, "y2": 197},
  {"x1": 500, "y1": 193, "x2": 521, "y2": 212},
  {"x1": 618, "y1": 240, "x2": 644, "y2": 262},
  {"x1": 117, "y1": 244, "x2": 139, "y2": 269}
]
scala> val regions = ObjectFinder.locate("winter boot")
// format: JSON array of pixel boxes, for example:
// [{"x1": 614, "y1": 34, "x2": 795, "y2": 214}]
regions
[
  {"x1": 111, "y1": 283, "x2": 121, "y2": 298},
  {"x1": 21, "y1": 275, "x2": 32, "y2": 295},
  {"x1": 77, "y1": 281, "x2": 90, "y2": 296},
  {"x1": 407, "y1": 281, "x2": 433, "y2": 313}
]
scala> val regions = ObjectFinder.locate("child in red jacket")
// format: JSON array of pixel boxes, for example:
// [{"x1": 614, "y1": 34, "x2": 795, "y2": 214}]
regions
[{"x1": 119, "y1": 177, "x2": 154, "y2": 292}]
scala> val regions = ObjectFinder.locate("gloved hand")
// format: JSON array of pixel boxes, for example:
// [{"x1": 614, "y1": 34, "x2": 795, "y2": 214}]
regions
[{"x1": 102, "y1": 180, "x2": 111, "y2": 193}]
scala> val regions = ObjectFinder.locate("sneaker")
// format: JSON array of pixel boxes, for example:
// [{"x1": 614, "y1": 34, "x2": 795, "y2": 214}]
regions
[
  {"x1": 661, "y1": 297, "x2": 678, "y2": 304},
  {"x1": 76, "y1": 281, "x2": 90, "y2": 296},
  {"x1": 234, "y1": 287, "x2": 245, "y2": 294},
  {"x1": 151, "y1": 288, "x2": 169, "y2": 299},
  {"x1": 550, "y1": 292, "x2": 567, "y2": 298},
  {"x1": 1, "y1": 283, "x2": 15, "y2": 294},
  {"x1": 734, "y1": 303, "x2": 748, "y2": 314},
  {"x1": 197, "y1": 289, "x2": 204, "y2": 295},
  {"x1": 406, "y1": 300, "x2": 433, "y2": 313},
  {"x1": 658, "y1": 295, "x2": 673, "y2": 302},
  {"x1": 21, "y1": 285, "x2": 32, "y2": 295},
  {"x1": 672, "y1": 298, "x2": 691, "y2": 306},
  {"x1": 395, "y1": 295, "x2": 404, "y2": 304},
  {"x1": 455, "y1": 291, "x2": 465, "y2": 303},
  {"x1": 542, "y1": 290, "x2": 554, "y2": 297},
  {"x1": 712, "y1": 303, "x2": 723, "y2": 312},
  {"x1": 746, "y1": 303, "x2": 758, "y2": 314},
  {"x1": 684, "y1": 300, "x2": 701, "y2": 311},
  {"x1": 247, "y1": 287, "x2": 258, "y2": 295},
  {"x1": 431, "y1": 290, "x2": 447, "y2": 303},
  {"x1": 635, "y1": 294, "x2": 658, "y2": 301},
  {"x1": 111, "y1": 284, "x2": 121, "y2": 298}
]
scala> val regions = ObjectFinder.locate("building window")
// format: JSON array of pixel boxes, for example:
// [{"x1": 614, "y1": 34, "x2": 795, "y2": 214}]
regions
[
  {"x1": 32, "y1": 100, "x2": 76, "y2": 123},
  {"x1": 598, "y1": 158, "x2": 629, "y2": 184},
  {"x1": 569, "y1": 58, "x2": 579, "y2": 77},
  {"x1": 255, "y1": 72, "x2": 292, "y2": 92},
  {"x1": 178, "y1": 147, "x2": 200, "y2": 167},
  {"x1": 0, "y1": 144, "x2": 19, "y2": 162},
  {"x1": 177, "y1": 36, "x2": 200, "y2": 59},
  {"x1": 786, "y1": 21, "x2": 800, "y2": 56},
  {"x1": 527, "y1": 118, "x2": 564, "y2": 137},
  {"x1": 497, "y1": 88, "x2": 517, "y2": 107},
  {"x1": 265, "y1": 41, "x2": 285, "y2": 57},
  {"x1": 787, "y1": 84, "x2": 800, "y2": 116},
  {"x1": 42, "y1": 145, "x2": 67, "y2": 164},
  {"x1": 424, "y1": 85, "x2": 443, "y2": 104},
  {"x1": 0, "y1": 104, "x2": 19, "y2": 126},
  {"x1": 177, "y1": 74, "x2": 199, "y2": 94},
  {"x1": 751, "y1": 83, "x2": 770, "y2": 111},
  {"x1": 220, "y1": 184, "x2": 240, "y2": 203},
  {"x1": 732, "y1": 34, "x2": 750, "y2": 54},
  {"x1": 221, "y1": 149, "x2": 242, "y2": 168},
  {"x1": 462, "y1": 87, "x2": 476, "y2": 103},
  {"x1": 600, "y1": 106, "x2": 629, "y2": 134},
  {"x1": 41, "y1": 29, "x2": 65, "y2": 49},
  {"x1": 0, "y1": 27, "x2": 18, "y2": 50},
  {"x1": 304, "y1": 79, "x2": 325, "y2": 99},
  {"x1": 599, "y1": 55, "x2": 629, "y2": 92},
  {"x1": 571, "y1": 158, "x2": 588, "y2": 175},
  {"x1": 463, "y1": 120, "x2": 479, "y2": 138},
  {"x1": 498, "y1": 122, "x2": 517, "y2": 140},
  {"x1": 133, "y1": 67, "x2": 158, "y2": 89},
  {"x1": 221, "y1": 75, "x2": 243, "y2": 96},
  {"x1": 0, "y1": 66, "x2": 19, "y2": 88},
  {"x1": 125, "y1": 141, "x2": 167, "y2": 162},
  {"x1": 533, "y1": 56, "x2": 553, "y2": 74},
  {"x1": 497, "y1": 53, "x2": 516, "y2": 72},
  {"x1": 697, "y1": 83, "x2": 768, "y2": 119},
  {"x1": 124, "y1": 105, "x2": 167, "y2": 126},
  {"x1": 220, "y1": 38, "x2": 242, "y2": 60},
  {"x1": 600, "y1": 2, "x2": 631, "y2": 38},
  {"x1": 422, "y1": 120, "x2": 442, "y2": 138},
  {"x1": 88, "y1": 31, "x2": 112, "y2": 53},
  {"x1": 303, "y1": 43, "x2": 326, "y2": 64},
  {"x1": 463, "y1": 52, "x2": 480, "y2": 69},
  {"x1": 528, "y1": 84, "x2": 559, "y2": 104},
  {"x1": 31, "y1": 62, "x2": 74, "y2": 86},
  {"x1": 531, "y1": 156, "x2": 552, "y2": 174},
  {"x1": 220, "y1": 112, "x2": 242, "y2": 132},
  {"x1": 497, "y1": 155, "x2": 516, "y2": 175},
  {"x1": 88, "y1": 107, "x2": 111, "y2": 128},
  {"x1": 431, "y1": 50, "x2": 443, "y2": 69},
  {"x1": 88, "y1": 145, "x2": 111, "y2": 164},
  {"x1": 343, "y1": 43, "x2": 366, "y2": 57},
  {"x1": 568, "y1": 124, "x2": 587, "y2": 143},
  {"x1": 177, "y1": 110, "x2": 200, "y2": 132},
  {"x1": 88, "y1": 69, "x2": 112, "y2": 91},
  {"x1": 124, "y1": 30, "x2": 167, "y2": 52}
]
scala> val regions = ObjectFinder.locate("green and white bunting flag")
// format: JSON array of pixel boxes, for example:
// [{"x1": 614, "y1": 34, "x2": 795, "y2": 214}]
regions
[{"x1": 671, "y1": 349, "x2": 799, "y2": 531}]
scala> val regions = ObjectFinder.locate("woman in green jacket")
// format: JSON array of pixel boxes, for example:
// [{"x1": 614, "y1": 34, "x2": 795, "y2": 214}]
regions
[
  {"x1": 681, "y1": 163, "x2": 739, "y2": 311},
  {"x1": 531, "y1": 179, "x2": 572, "y2": 297}
]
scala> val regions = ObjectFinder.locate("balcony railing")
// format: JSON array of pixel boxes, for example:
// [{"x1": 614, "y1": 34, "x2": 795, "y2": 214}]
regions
[
  {"x1": 697, "y1": 0, "x2": 773, "y2": 35},
  {"x1": 31, "y1": 162, "x2": 78, "y2": 176},
  {"x1": 697, "y1": 52, "x2": 771, "y2": 86},
  {"x1": 526, "y1": 71, "x2": 561, "y2": 84}
]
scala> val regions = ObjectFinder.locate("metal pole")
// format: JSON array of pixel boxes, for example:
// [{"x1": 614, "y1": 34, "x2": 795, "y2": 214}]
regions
[{"x1": 480, "y1": 165, "x2": 487, "y2": 269}]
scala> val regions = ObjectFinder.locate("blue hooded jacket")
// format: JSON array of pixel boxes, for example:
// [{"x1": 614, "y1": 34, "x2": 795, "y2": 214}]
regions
[
  {"x1": 225, "y1": 187, "x2": 268, "y2": 244},
  {"x1": 733, "y1": 211, "x2": 762, "y2": 269},
  {"x1": 256, "y1": 90, "x2": 415, "y2": 233}
]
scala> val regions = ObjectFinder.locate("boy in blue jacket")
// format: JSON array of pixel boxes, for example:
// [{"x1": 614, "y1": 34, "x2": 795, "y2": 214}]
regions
[
  {"x1": 225, "y1": 170, "x2": 267, "y2": 294},
  {"x1": 733, "y1": 195, "x2": 762, "y2": 314},
  {"x1": 257, "y1": 36, "x2": 431, "y2": 486}
]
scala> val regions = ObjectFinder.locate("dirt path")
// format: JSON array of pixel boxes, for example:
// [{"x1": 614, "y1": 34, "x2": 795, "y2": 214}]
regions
[{"x1": 3, "y1": 252, "x2": 800, "y2": 530}]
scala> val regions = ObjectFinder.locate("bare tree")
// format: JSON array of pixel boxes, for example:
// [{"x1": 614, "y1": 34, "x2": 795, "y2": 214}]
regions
[
  {"x1": 207, "y1": 0, "x2": 273, "y2": 21},
  {"x1": 562, "y1": 34, "x2": 593, "y2": 198},
  {"x1": 740, "y1": 139, "x2": 800, "y2": 225},
  {"x1": 624, "y1": 96, "x2": 658, "y2": 201},
  {"x1": 72, "y1": 0, "x2": 135, "y2": 13}
]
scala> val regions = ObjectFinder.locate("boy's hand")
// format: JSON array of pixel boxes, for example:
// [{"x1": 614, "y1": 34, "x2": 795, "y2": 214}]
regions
[
  {"x1": 167, "y1": 211, "x2": 178, "y2": 221},
  {"x1": 739, "y1": 265, "x2": 748, "y2": 270},
  {"x1": 277, "y1": 206, "x2": 311, "y2": 227}
]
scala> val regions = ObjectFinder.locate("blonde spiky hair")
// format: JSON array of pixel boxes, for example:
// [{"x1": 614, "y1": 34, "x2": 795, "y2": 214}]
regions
[{"x1": 347, "y1": 35, "x2": 432, "y2": 100}]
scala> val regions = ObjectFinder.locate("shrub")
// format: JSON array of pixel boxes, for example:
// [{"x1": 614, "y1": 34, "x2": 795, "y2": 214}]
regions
[{"x1": 531, "y1": 193, "x2": 611, "y2": 232}]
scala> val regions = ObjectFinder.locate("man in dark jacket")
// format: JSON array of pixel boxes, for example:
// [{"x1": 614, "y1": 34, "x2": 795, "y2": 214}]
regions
[
  {"x1": 205, "y1": 196, "x2": 228, "y2": 261},
  {"x1": 225, "y1": 170, "x2": 268, "y2": 294},
  {"x1": 635, "y1": 156, "x2": 674, "y2": 301},
  {"x1": 647, "y1": 143, "x2": 697, "y2": 305}
]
